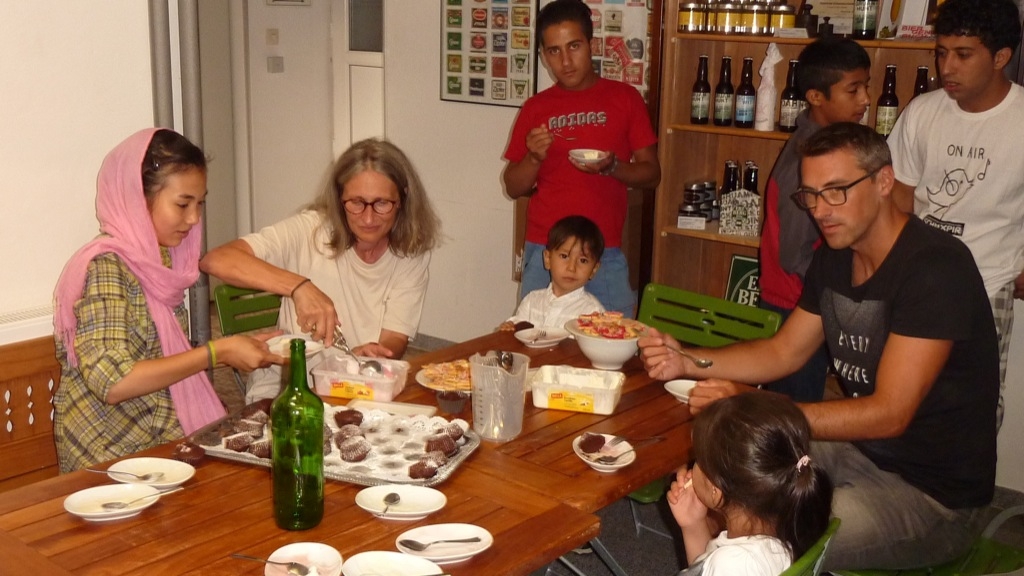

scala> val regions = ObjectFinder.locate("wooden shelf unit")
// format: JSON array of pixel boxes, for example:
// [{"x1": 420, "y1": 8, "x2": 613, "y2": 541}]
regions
[{"x1": 652, "y1": 5, "x2": 936, "y2": 297}]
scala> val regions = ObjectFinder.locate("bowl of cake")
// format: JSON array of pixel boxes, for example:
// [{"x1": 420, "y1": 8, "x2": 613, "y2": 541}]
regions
[
  {"x1": 564, "y1": 312, "x2": 645, "y2": 370},
  {"x1": 573, "y1": 432, "x2": 635, "y2": 473},
  {"x1": 568, "y1": 149, "x2": 609, "y2": 165}
]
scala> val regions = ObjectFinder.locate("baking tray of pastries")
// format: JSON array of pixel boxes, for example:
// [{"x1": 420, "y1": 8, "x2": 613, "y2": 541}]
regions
[{"x1": 188, "y1": 399, "x2": 480, "y2": 487}]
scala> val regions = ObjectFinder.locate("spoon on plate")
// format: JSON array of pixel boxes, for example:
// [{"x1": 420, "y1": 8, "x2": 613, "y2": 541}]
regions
[
  {"x1": 398, "y1": 536, "x2": 483, "y2": 551},
  {"x1": 85, "y1": 468, "x2": 165, "y2": 482},
  {"x1": 332, "y1": 327, "x2": 383, "y2": 376},
  {"x1": 584, "y1": 448, "x2": 636, "y2": 465},
  {"x1": 671, "y1": 347, "x2": 713, "y2": 368},
  {"x1": 230, "y1": 554, "x2": 310, "y2": 576},
  {"x1": 100, "y1": 487, "x2": 182, "y2": 510},
  {"x1": 378, "y1": 492, "x2": 400, "y2": 517}
]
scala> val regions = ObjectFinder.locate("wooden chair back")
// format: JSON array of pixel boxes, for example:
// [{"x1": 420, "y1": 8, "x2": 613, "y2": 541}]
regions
[
  {"x1": 637, "y1": 283, "x2": 781, "y2": 348},
  {"x1": 0, "y1": 336, "x2": 61, "y2": 491}
]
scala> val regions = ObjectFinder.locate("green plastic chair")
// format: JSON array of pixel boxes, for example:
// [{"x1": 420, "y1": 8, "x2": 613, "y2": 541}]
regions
[
  {"x1": 637, "y1": 283, "x2": 782, "y2": 348},
  {"x1": 781, "y1": 518, "x2": 842, "y2": 576},
  {"x1": 833, "y1": 506, "x2": 1024, "y2": 576},
  {"x1": 212, "y1": 284, "x2": 281, "y2": 395},
  {"x1": 625, "y1": 283, "x2": 783, "y2": 540}
]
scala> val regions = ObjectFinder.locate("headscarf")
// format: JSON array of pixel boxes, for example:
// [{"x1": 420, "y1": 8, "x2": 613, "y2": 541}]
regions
[{"x1": 53, "y1": 128, "x2": 225, "y2": 434}]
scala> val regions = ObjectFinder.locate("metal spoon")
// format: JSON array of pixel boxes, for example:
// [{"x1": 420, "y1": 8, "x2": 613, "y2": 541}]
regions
[
  {"x1": 231, "y1": 554, "x2": 310, "y2": 576},
  {"x1": 584, "y1": 448, "x2": 636, "y2": 465},
  {"x1": 332, "y1": 327, "x2": 384, "y2": 376},
  {"x1": 85, "y1": 468, "x2": 165, "y2": 482},
  {"x1": 100, "y1": 487, "x2": 182, "y2": 510},
  {"x1": 551, "y1": 131, "x2": 577, "y2": 141},
  {"x1": 496, "y1": 350, "x2": 515, "y2": 373},
  {"x1": 398, "y1": 536, "x2": 482, "y2": 552},
  {"x1": 378, "y1": 491, "x2": 400, "y2": 517},
  {"x1": 671, "y1": 347, "x2": 713, "y2": 368}
]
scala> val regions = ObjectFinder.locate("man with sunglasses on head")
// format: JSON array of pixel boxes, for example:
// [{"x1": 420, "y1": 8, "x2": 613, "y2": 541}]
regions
[{"x1": 640, "y1": 123, "x2": 998, "y2": 571}]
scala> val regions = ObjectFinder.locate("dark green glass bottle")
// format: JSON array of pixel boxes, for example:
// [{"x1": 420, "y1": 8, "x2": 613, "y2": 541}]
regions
[{"x1": 271, "y1": 339, "x2": 324, "y2": 530}]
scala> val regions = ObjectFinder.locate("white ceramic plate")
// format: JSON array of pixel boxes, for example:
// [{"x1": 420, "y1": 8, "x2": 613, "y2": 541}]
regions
[
  {"x1": 664, "y1": 379, "x2": 698, "y2": 403},
  {"x1": 342, "y1": 551, "x2": 443, "y2": 576},
  {"x1": 346, "y1": 399, "x2": 437, "y2": 417},
  {"x1": 63, "y1": 483, "x2": 162, "y2": 522},
  {"x1": 106, "y1": 457, "x2": 195, "y2": 489},
  {"x1": 572, "y1": 433, "x2": 636, "y2": 473},
  {"x1": 267, "y1": 542, "x2": 342, "y2": 576},
  {"x1": 395, "y1": 523, "x2": 493, "y2": 565},
  {"x1": 414, "y1": 368, "x2": 471, "y2": 394},
  {"x1": 355, "y1": 484, "x2": 447, "y2": 520},
  {"x1": 568, "y1": 148, "x2": 609, "y2": 164},
  {"x1": 268, "y1": 334, "x2": 325, "y2": 357},
  {"x1": 514, "y1": 328, "x2": 570, "y2": 349}
]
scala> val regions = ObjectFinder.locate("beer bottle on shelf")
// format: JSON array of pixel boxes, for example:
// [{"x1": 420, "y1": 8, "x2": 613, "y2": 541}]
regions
[
  {"x1": 734, "y1": 57, "x2": 756, "y2": 129},
  {"x1": 720, "y1": 160, "x2": 740, "y2": 198},
  {"x1": 271, "y1": 339, "x2": 324, "y2": 530},
  {"x1": 852, "y1": 0, "x2": 878, "y2": 39},
  {"x1": 778, "y1": 59, "x2": 802, "y2": 133},
  {"x1": 743, "y1": 162, "x2": 760, "y2": 195},
  {"x1": 713, "y1": 56, "x2": 734, "y2": 127},
  {"x1": 691, "y1": 55, "x2": 712, "y2": 124},
  {"x1": 913, "y1": 66, "x2": 930, "y2": 98},
  {"x1": 875, "y1": 64, "x2": 899, "y2": 136}
]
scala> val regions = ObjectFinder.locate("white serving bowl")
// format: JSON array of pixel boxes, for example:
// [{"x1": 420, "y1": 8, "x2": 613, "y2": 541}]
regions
[
  {"x1": 568, "y1": 148, "x2": 609, "y2": 165},
  {"x1": 564, "y1": 320, "x2": 639, "y2": 370},
  {"x1": 268, "y1": 542, "x2": 342, "y2": 576}
]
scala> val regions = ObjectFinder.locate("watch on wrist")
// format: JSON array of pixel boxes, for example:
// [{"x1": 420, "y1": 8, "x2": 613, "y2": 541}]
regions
[{"x1": 599, "y1": 154, "x2": 618, "y2": 176}]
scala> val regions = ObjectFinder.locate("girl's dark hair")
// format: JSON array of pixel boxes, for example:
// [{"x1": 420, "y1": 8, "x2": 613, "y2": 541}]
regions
[
  {"x1": 796, "y1": 37, "x2": 871, "y2": 99},
  {"x1": 546, "y1": 215, "x2": 605, "y2": 261},
  {"x1": 934, "y1": 0, "x2": 1022, "y2": 56},
  {"x1": 693, "y1": 394, "x2": 833, "y2": 560},
  {"x1": 141, "y1": 129, "x2": 207, "y2": 201},
  {"x1": 537, "y1": 0, "x2": 593, "y2": 47}
]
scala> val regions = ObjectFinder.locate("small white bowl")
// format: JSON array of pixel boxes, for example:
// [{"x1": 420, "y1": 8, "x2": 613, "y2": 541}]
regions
[
  {"x1": 564, "y1": 320, "x2": 639, "y2": 370},
  {"x1": 572, "y1": 433, "x2": 635, "y2": 473},
  {"x1": 268, "y1": 334, "x2": 324, "y2": 357},
  {"x1": 267, "y1": 542, "x2": 342, "y2": 576},
  {"x1": 568, "y1": 148, "x2": 609, "y2": 165},
  {"x1": 106, "y1": 457, "x2": 195, "y2": 489},
  {"x1": 665, "y1": 379, "x2": 697, "y2": 403}
]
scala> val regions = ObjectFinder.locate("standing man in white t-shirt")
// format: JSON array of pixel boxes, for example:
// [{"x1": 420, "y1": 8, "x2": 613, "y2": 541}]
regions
[{"x1": 888, "y1": 0, "x2": 1024, "y2": 427}]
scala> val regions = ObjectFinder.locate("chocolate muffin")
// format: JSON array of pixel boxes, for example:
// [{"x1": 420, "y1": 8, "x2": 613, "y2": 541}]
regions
[
  {"x1": 248, "y1": 438, "x2": 271, "y2": 459},
  {"x1": 424, "y1": 433, "x2": 458, "y2": 457},
  {"x1": 333, "y1": 408, "x2": 364, "y2": 427},
  {"x1": 579, "y1": 432, "x2": 606, "y2": 453},
  {"x1": 171, "y1": 441, "x2": 205, "y2": 465},
  {"x1": 408, "y1": 460, "x2": 438, "y2": 479},
  {"x1": 338, "y1": 436, "x2": 372, "y2": 462}
]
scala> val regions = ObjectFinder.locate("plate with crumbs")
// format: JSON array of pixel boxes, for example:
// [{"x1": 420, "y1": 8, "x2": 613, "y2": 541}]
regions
[{"x1": 355, "y1": 484, "x2": 446, "y2": 520}]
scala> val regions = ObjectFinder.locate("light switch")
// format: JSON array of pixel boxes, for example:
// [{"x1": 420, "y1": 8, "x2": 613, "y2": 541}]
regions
[
  {"x1": 267, "y1": 56, "x2": 285, "y2": 74},
  {"x1": 266, "y1": 28, "x2": 279, "y2": 46}
]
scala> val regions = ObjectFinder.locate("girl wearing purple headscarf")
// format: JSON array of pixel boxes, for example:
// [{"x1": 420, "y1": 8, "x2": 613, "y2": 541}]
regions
[{"x1": 53, "y1": 128, "x2": 281, "y2": 473}]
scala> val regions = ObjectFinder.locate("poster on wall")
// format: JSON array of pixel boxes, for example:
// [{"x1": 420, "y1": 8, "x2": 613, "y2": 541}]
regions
[
  {"x1": 441, "y1": 0, "x2": 537, "y2": 108},
  {"x1": 536, "y1": 0, "x2": 653, "y2": 102}
]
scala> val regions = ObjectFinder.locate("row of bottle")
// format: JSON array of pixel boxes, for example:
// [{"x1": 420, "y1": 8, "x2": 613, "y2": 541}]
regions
[
  {"x1": 678, "y1": 2, "x2": 797, "y2": 35},
  {"x1": 690, "y1": 55, "x2": 931, "y2": 135},
  {"x1": 679, "y1": 160, "x2": 760, "y2": 222}
]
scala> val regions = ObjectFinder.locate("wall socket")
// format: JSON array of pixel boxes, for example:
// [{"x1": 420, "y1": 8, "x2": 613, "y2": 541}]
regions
[
  {"x1": 266, "y1": 28, "x2": 279, "y2": 46},
  {"x1": 267, "y1": 56, "x2": 284, "y2": 74}
]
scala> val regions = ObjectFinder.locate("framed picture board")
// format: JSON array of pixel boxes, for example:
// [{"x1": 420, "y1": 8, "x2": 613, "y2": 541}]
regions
[{"x1": 441, "y1": 0, "x2": 537, "y2": 108}]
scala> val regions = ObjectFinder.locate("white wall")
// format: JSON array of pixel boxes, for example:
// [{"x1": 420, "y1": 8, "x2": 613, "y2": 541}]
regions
[
  {"x1": 244, "y1": 1, "x2": 334, "y2": 231},
  {"x1": 384, "y1": 2, "x2": 521, "y2": 343},
  {"x1": 0, "y1": 1, "x2": 153, "y2": 341}
]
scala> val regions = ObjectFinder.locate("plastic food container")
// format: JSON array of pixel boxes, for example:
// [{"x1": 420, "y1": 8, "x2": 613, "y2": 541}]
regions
[
  {"x1": 312, "y1": 352, "x2": 409, "y2": 402},
  {"x1": 531, "y1": 365, "x2": 625, "y2": 415}
]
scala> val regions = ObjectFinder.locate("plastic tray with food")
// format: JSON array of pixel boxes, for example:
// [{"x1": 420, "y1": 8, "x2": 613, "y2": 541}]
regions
[
  {"x1": 530, "y1": 365, "x2": 625, "y2": 415},
  {"x1": 187, "y1": 399, "x2": 480, "y2": 487},
  {"x1": 312, "y1": 350, "x2": 409, "y2": 402}
]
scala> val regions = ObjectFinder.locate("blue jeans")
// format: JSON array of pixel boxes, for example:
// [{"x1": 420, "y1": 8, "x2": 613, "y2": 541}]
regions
[
  {"x1": 814, "y1": 441, "x2": 985, "y2": 571},
  {"x1": 520, "y1": 241, "x2": 636, "y2": 317},
  {"x1": 759, "y1": 300, "x2": 829, "y2": 402}
]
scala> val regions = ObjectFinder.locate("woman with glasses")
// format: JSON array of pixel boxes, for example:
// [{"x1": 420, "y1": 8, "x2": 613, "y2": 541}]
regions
[{"x1": 202, "y1": 138, "x2": 441, "y2": 401}]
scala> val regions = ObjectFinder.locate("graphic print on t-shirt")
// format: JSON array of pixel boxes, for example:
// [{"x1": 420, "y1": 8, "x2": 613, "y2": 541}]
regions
[
  {"x1": 820, "y1": 289, "x2": 887, "y2": 397},
  {"x1": 921, "y1": 143, "x2": 993, "y2": 234},
  {"x1": 547, "y1": 110, "x2": 608, "y2": 132}
]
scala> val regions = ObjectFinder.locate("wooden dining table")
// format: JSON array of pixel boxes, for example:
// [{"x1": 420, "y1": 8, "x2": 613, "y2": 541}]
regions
[{"x1": 0, "y1": 330, "x2": 694, "y2": 575}]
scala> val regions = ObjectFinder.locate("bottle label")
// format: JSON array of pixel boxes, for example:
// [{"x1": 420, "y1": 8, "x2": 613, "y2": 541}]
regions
[
  {"x1": 855, "y1": 0, "x2": 878, "y2": 29},
  {"x1": 875, "y1": 106, "x2": 898, "y2": 135},
  {"x1": 714, "y1": 93, "x2": 734, "y2": 121},
  {"x1": 691, "y1": 92, "x2": 710, "y2": 119},
  {"x1": 735, "y1": 95, "x2": 755, "y2": 122},
  {"x1": 779, "y1": 99, "x2": 801, "y2": 128}
]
